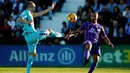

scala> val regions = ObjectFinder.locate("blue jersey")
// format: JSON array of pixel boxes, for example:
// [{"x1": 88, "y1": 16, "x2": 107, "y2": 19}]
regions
[
  {"x1": 78, "y1": 22, "x2": 106, "y2": 44},
  {"x1": 19, "y1": 9, "x2": 36, "y2": 35}
]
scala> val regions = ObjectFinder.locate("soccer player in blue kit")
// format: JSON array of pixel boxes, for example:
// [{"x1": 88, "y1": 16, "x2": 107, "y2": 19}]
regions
[
  {"x1": 18, "y1": 1, "x2": 62, "y2": 73},
  {"x1": 66, "y1": 12, "x2": 114, "y2": 73}
]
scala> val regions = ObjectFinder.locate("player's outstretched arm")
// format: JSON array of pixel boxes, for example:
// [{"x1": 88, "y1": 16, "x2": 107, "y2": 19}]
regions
[
  {"x1": 33, "y1": 2, "x2": 56, "y2": 18},
  {"x1": 100, "y1": 25, "x2": 114, "y2": 48},
  {"x1": 103, "y1": 36, "x2": 114, "y2": 48},
  {"x1": 65, "y1": 29, "x2": 79, "y2": 40}
]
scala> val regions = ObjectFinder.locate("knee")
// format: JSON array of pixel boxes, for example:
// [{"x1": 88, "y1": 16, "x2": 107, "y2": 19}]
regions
[
  {"x1": 85, "y1": 41, "x2": 92, "y2": 50},
  {"x1": 93, "y1": 56, "x2": 100, "y2": 63},
  {"x1": 93, "y1": 59, "x2": 99, "y2": 63},
  {"x1": 29, "y1": 52, "x2": 36, "y2": 57}
]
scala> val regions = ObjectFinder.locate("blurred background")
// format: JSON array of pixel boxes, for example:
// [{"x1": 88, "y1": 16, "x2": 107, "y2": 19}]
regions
[{"x1": 0, "y1": 0, "x2": 130, "y2": 68}]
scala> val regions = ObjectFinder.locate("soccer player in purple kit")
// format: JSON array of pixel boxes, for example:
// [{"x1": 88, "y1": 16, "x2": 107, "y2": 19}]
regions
[{"x1": 65, "y1": 12, "x2": 114, "y2": 73}]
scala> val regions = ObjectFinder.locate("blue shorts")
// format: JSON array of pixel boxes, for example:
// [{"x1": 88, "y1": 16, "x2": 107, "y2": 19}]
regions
[
  {"x1": 84, "y1": 41, "x2": 101, "y2": 56},
  {"x1": 24, "y1": 31, "x2": 48, "y2": 53}
]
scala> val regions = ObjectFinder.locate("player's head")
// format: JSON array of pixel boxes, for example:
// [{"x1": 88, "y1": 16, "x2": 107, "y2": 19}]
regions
[
  {"x1": 90, "y1": 12, "x2": 98, "y2": 22},
  {"x1": 27, "y1": 1, "x2": 36, "y2": 12}
]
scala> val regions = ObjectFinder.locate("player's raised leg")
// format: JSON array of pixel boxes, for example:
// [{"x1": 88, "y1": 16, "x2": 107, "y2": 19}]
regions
[
  {"x1": 37, "y1": 29, "x2": 63, "y2": 41},
  {"x1": 84, "y1": 41, "x2": 92, "y2": 66},
  {"x1": 88, "y1": 54, "x2": 100, "y2": 73}
]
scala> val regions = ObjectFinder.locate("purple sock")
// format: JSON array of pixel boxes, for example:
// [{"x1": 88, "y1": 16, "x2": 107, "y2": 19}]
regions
[
  {"x1": 88, "y1": 62, "x2": 98, "y2": 73},
  {"x1": 84, "y1": 48, "x2": 90, "y2": 60}
]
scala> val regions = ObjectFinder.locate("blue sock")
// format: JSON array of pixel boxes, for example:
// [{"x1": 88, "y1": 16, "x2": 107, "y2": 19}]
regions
[
  {"x1": 26, "y1": 56, "x2": 35, "y2": 73},
  {"x1": 84, "y1": 48, "x2": 90, "y2": 60},
  {"x1": 88, "y1": 62, "x2": 98, "y2": 73}
]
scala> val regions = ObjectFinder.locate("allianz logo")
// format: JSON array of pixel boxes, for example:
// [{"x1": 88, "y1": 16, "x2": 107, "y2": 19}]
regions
[{"x1": 58, "y1": 48, "x2": 75, "y2": 65}]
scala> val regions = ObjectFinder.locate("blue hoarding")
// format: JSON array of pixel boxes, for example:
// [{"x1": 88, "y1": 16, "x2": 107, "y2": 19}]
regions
[{"x1": 0, "y1": 45, "x2": 83, "y2": 66}]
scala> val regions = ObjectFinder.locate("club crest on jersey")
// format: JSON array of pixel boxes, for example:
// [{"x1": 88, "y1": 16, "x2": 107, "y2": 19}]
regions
[{"x1": 88, "y1": 28, "x2": 96, "y2": 33}]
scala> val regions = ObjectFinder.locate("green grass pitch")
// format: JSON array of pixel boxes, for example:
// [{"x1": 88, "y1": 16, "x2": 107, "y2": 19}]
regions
[{"x1": 0, "y1": 67, "x2": 130, "y2": 73}]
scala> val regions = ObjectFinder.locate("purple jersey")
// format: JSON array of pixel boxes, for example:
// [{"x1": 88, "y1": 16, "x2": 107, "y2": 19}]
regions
[{"x1": 78, "y1": 22, "x2": 106, "y2": 44}]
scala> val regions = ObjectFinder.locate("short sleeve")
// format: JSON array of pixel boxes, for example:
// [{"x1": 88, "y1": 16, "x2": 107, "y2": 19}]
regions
[
  {"x1": 19, "y1": 10, "x2": 32, "y2": 21},
  {"x1": 19, "y1": 10, "x2": 28, "y2": 19},
  {"x1": 78, "y1": 22, "x2": 87, "y2": 31},
  {"x1": 100, "y1": 26, "x2": 107, "y2": 38}
]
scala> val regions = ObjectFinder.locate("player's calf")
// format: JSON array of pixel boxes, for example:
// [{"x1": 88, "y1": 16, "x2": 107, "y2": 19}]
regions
[
  {"x1": 29, "y1": 52, "x2": 36, "y2": 57},
  {"x1": 26, "y1": 52, "x2": 36, "y2": 73},
  {"x1": 92, "y1": 54, "x2": 100, "y2": 63},
  {"x1": 84, "y1": 41, "x2": 92, "y2": 66},
  {"x1": 88, "y1": 54, "x2": 100, "y2": 73}
]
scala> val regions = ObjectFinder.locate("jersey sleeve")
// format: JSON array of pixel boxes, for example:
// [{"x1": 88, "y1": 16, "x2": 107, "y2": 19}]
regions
[
  {"x1": 100, "y1": 26, "x2": 107, "y2": 38},
  {"x1": 19, "y1": 10, "x2": 32, "y2": 21},
  {"x1": 19, "y1": 10, "x2": 28, "y2": 19},
  {"x1": 78, "y1": 22, "x2": 87, "y2": 31}
]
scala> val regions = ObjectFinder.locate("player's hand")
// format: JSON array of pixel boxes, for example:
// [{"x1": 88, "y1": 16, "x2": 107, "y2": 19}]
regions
[
  {"x1": 109, "y1": 43, "x2": 114, "y2": 48},
  {"x1": 51, "y1": 2, "x2": 56, "y2": 9}
]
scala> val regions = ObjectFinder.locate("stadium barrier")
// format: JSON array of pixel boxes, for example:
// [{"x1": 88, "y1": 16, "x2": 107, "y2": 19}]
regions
[
  {"x1": 0, "y1": 45, "x2": 83, "y2": 67},
  {"x1": 0, "y1": 45, "x2": 130, "y2": 67},
  {"x1": 96, "y1": 45, "x2": 130, "y2": 67}
]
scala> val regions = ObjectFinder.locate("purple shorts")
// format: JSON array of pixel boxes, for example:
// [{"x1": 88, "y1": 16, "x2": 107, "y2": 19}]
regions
[{"x1": 90, "y1": 43, "x2": 101, "y2": 56}]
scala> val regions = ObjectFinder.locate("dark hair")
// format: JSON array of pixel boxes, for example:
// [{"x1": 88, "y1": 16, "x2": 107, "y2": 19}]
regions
[
  {"x1": 89, "y1": 12, "x2": 98, "y2": 21},
  {"x1": 87, "y1": 6, "x2": 94, "y2": 13},
  {"x1": 90, "y1": 12, "x2": 98, "y2": 15}
]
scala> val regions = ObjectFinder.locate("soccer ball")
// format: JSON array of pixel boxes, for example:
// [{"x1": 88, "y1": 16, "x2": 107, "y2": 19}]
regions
[{"x1": 67, "y1": 13, "x2": 77, "y2": 23}]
